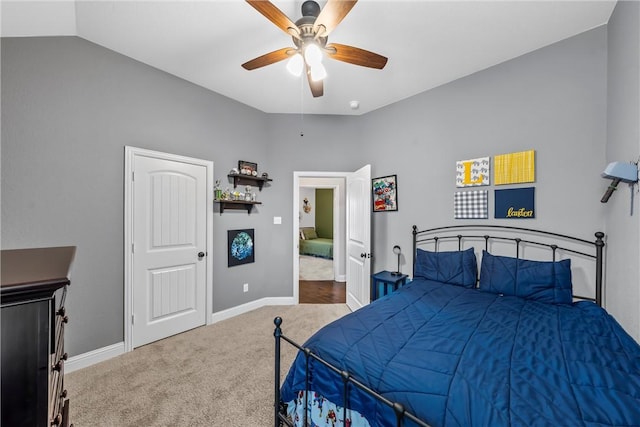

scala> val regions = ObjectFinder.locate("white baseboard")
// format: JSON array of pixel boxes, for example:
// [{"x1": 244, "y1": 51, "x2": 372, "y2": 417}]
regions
[
  {"x1": 210, "y1": 296, "x2": 295, "y2": 324},
  {"x1": 336, "y1": 274, "x2": 346, "y2": 282},
  {"x1": 66, "y1": 341, "x2": 125, "y2": 373},
  {"x1": 66, "y1": 297, "x2": 295, "y2": 372}
]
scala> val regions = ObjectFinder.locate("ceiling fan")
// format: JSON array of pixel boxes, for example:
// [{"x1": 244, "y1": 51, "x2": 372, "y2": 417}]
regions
[{"x1": 242, "y1": 0, "x2": 388, "y2": 98}]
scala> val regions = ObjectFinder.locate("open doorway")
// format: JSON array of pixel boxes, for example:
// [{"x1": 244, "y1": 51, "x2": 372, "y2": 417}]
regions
[
  {"x1": 293, "y1": 166, "x2": 372, "y2": 310},
  {"x1": 294, "y1": 174, "x2": 347, "y2": 304},
  {"x1": 298, "y1": 186, "x2": 345, "y2": 303}
]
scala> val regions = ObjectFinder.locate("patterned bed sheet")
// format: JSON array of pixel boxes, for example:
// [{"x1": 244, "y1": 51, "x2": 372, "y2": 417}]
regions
[{"x1": 286, "y1": 391, "x2": 370, "y2": 427}]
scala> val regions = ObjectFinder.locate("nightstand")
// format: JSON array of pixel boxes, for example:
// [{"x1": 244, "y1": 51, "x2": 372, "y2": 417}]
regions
[{"x1": 371, "y1": 270, "x2": 408, "y2": 300}]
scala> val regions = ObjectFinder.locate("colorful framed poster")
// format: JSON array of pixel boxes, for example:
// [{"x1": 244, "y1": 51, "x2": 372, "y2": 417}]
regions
[
  {"x1": 228, "y1": 229, "x2": 255, "y2": 267},
  {"x1": 495, "y1": 187, "x2": 535, "y2": 219},
  {"x1": 372, "y1": 175, "x2": 398, "y2": 212},
  {"x1": 454, "y1": 190, "x2": 488, "y2": 219},
  {"x1": 456, "y1": 157, "x2": 490, "y2": 187},
  {"x1": 494, "y1": 150, "x2": 535, "y2": 185}
]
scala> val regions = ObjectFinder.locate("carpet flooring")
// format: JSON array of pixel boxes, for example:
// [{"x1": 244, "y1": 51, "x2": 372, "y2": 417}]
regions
[
  {"x1": 299, "y1": 255, "x2": 333, "y2": 281},
  {"x1": 66, "y1": 304, "x2": 350, "y2": 426}
]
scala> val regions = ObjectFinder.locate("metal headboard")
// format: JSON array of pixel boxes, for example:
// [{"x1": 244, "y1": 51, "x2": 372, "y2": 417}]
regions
[{"x1": 412, "y1": 225, "x2": 605, "y2": 306}]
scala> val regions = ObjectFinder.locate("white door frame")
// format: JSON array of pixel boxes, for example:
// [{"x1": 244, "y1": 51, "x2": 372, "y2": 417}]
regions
[
  {"x1": 293, "y1": 172, "x2": 348, "y2": 303},
  {"x1": 124, "y1": 146, "x2": 214, "y2": 353}
]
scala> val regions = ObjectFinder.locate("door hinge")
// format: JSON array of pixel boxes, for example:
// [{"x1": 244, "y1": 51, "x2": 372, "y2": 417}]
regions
[
  {"x1": 131, "y1": 314, "x2": 135, "y2": 325},
  {"x1": 132, "y1": 171, "x2": 135, "y2": 181},
  {"x1": 132, "y1": 243, "x2": 135, "y2": 253}
]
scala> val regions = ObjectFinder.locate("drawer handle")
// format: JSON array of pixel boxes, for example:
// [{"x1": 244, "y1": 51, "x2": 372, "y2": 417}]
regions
[
  {"x1": 52, "y1": 360, "x2": 64, "y2": 372},
  {"x1": 61, "y1": 352, "x2": 68, "y2": 361},
  {"x1": 60, "y1": 389, "x2": 68, "y2": 399},
  {"x1": 56, "y1": 307, "x2": 66, "y2": 317},
  {"x1": 62, "y1": 315, "x2": 69, "y2": 324}
]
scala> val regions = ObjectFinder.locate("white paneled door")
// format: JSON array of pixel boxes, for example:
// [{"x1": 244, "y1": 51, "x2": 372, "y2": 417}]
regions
[
  {"x1": 131, "y1": 151, "x2": 208, "y2": 348},
  {"x1": 346, "y1": 164, "x2": 371, "y2": 311}
]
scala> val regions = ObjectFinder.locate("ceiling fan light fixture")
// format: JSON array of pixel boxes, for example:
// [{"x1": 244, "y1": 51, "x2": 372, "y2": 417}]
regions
[
  {"x1": 310, "y1": 62, "x2": 327, "y2": 82},
  {"x1": 243, "y1": 0, "x2": 388, "y2": 97},
  {"x1": 286, "y1": 53, "x2": 304, "y2": 76},
  {"x1": 304, "y1": 42, "x2": 323, "y2": 67}
]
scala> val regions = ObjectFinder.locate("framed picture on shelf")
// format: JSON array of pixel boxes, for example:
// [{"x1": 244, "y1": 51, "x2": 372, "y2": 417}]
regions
[
  {"x1": 228, "y1": 229, "x2": 255, "y2": 267},
  {"x1": 238, "y1": 160, "x2": 258, "y2": 176},
  {"x1": 372, "y1": 174, "x2": 398, "y2": 212}
]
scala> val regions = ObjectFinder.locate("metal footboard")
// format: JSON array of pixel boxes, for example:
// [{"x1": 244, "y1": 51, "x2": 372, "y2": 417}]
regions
[{"x1": 274, "y1": 317, "x2": 431, "y2": 427}]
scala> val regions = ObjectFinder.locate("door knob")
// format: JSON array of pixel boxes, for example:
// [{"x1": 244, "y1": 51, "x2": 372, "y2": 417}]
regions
[
  {"x1": 361, "y1": 253, "x2": 366, "y2": 258},
  {"x1": 198, "y1": 251, "x2": 205, "y2": 259}
]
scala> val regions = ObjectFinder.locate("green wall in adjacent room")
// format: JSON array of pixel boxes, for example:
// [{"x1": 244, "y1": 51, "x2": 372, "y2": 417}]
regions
[{"x1": 315, "y1": 189, "x2": 333, "y2": 239}]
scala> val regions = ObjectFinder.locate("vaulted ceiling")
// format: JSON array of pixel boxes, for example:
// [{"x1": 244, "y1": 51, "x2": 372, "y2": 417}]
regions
[{"x1": 2, "y1": 1, "x2": 617, "y2": 115}]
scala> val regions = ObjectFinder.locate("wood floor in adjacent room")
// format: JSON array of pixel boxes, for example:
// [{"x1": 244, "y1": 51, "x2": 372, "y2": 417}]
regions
[{"x1": 299, "y1": 280, "x2": 346, "y2": 304}]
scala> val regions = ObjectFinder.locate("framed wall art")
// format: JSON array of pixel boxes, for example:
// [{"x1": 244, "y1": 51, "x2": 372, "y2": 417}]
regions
[
  {"x1": 228, "y1": 229, "x2": 255, "y2": 267},
  {"x1": 454, "y1": 190, "x2": 488, "y2": 219},
  {"x1": 494, "y1": 150, "x2": 535, "y2": 185},
  {"x1": 495, "y1": 187, "x2": 535, "y2": 219},
  {"x1": 372, "y1": 175, "x2": 398, "y2": 212},
  {"x1": 238, "y1": 160, "x2": 258, "y2": 176}
]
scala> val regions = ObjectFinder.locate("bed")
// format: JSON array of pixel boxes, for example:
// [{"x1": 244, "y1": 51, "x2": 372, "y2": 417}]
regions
[
  {"x1": 274, "y1": 225, "x2": 640, "y2": 427},
  {"x1": 299, "y1": 227, "x2": 333, "y2": 259}
]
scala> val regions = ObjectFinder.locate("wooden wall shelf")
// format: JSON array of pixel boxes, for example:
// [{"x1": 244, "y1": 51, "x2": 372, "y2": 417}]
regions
[
  {"x1": 215, "y1": 200, "x2": 261, "y2": 214},
  {"x1": 228, "y1": 174, "x2": 272, "y2": 191}
]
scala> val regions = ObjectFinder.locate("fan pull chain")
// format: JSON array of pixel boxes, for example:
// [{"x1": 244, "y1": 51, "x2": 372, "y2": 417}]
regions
[{"x1": 299, "y1": 71, "x2": 305, "y2": 137}]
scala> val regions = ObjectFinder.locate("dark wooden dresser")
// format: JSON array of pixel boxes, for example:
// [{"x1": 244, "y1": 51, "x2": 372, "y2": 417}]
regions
[{"x1": 1, "y1": 246, "x2": 76, "y2": 427}]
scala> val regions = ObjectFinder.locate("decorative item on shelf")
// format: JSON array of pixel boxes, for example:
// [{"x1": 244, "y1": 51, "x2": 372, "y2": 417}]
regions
[
  {"x1": 392, "y1": 245, "x2": 402, "y2": 276},
  {"x1": 262, "y1": 172, "x2": 269, "y2": 179},
  {"x1": 245, "y1": 186, "x2": 253, "y2": 201},
  {"x1": 230, "y1": 167, "x2": 239, "y2": 175},
  {"x1": 238, "y1": 160, "x2": 258, "y2": 176},
  {"x1": 251, "y1": 192, "x2": 257, "y2": 202},
  {"x1": 214, "y1": 180, "x2": 222, "y2": 200},
  {"x1": 222, "y1": 188, "x2": 230, "y2": 200}
]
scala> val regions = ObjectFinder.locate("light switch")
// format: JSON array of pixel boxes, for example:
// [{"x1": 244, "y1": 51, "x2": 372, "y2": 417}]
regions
[{"x1": 273, "y1": 216, "x2": 282, "y2": 225}]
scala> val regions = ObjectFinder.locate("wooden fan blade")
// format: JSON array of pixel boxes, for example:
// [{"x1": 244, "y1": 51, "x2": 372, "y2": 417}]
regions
[
  {"x1": 246, "y1": 0, "x2": 300, "y2": 39},
  {"x1": 242, "y1": 47, "x2": 295, "y2": 70},
  {"x1": 313, "y1": 0, "x2": 357, "y2": 37},
  {"x1": 326, "y1": 43, "x2": 388, "y2": 69},
  {"x1": 306, "y1": 65, "x2": 323, "y2": 97}
]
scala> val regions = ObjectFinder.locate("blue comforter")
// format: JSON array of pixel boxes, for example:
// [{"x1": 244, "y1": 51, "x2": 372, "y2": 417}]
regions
[{"x1": 280, "y1": 278, "x2": 640, "y2": 426}]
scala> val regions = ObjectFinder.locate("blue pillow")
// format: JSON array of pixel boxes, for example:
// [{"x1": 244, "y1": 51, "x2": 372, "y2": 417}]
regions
[
  {"x1": 414, "y1": 247, "x2": 477, "y2": 288},
  {"x1": 478, "y1": 250, "x2": 573, "y2": 304}
]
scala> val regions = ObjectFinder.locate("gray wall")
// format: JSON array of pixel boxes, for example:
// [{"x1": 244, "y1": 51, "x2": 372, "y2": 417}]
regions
[
  {"x1": 2, "y1": 14, "x2": 637, "y2": 358},
  {"x1": 362, "y1": 25, "x2": 608, "y2": 280},
  {"x1": 605, "y1": 0, "x2": 640, "y2": 340},
  {"x1": 1, "y1": 37, "x2": 271, "y2": 355}
]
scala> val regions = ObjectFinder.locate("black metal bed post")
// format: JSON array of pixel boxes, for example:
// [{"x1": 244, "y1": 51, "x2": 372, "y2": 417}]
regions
[
  {"x1": 304, "y1": 348, "x2": 311, "y2": 427},
  {"x1": 274, "y1": 317, "x2": 283, "y2": 426},
  {"x1": 412, "y1": 225, "x2": 418, "y2": 275},
  {"x1": 341, "y1": 370, "x2": 350, "y2": 426},
  {"x1": 595, "y1": 232, "x2": 605, "y2": 307},
  {"x1": 393, "y1": 402, "x2": 406, "y2": 427}
]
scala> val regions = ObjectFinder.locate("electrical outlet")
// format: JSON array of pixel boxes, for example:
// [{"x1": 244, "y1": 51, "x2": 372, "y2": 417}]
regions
[{"x1": 243, "y1": 283, "x2": 249, "y2": 293}]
